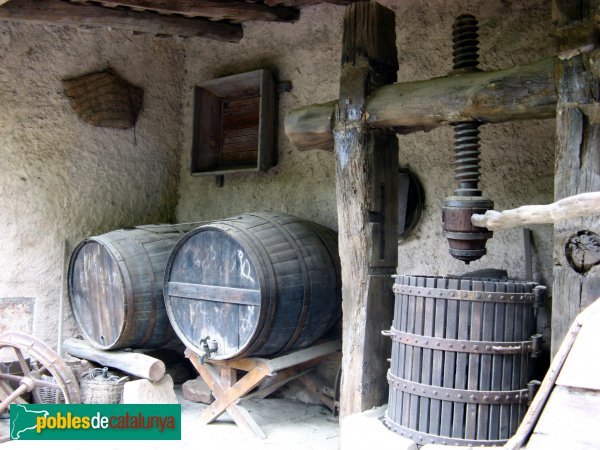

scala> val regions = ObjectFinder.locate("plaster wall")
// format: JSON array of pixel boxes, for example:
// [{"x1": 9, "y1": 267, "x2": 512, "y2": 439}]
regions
[
  {"x1": 176, "y1": 0, "x2": 555, "y2": 288},
  {"x1": 0, "y1": 23, "x2": 185, "y2": 344}
]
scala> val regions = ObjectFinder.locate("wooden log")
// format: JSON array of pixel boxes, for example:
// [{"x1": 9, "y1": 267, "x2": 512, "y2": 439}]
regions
[
  {"x1": 0, "y1": 0, "x2": 242, "y2": 41},
  {"x1": 285, "y1": 100, "x2": 336, "y2": 151},
  {"x1": 63, "y1": 338, "x2": 166, "y2": 382},
  {"x1": 335, "y1": 1, "x2": 399, "y2": 417},
  {"x1": 551, "y1": 0, "x2": 600, "y2": 356},
  {"x1": 77, "y1": 0, "x2": 300, "y2": 22},
  {"x1": 285, "y1": 56, "x2": 556, "y2": 151},
  {"x1": 471, "y1": 192, "x2": 600, "y2": 230}
]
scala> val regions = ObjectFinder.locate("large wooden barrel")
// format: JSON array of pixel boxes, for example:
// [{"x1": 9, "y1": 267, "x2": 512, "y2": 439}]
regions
[
  {"x1": 163, "y1": 211, "x2": 341, "y2": 360},
  {"x1": 68, "y1": 224, "x2": 198, "y2": 350},
  {"x1": 384, "y1": 275, "x2": 543, "y2": 446}
]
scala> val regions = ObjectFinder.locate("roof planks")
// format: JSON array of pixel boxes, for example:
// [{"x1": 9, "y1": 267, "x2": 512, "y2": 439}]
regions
[{"x1": 0, "y1": 0, "x2": 243, "y2": 41}]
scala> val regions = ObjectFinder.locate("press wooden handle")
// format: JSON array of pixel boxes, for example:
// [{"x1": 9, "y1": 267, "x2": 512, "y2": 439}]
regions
[{"x1": 471, "y1": 192, "x2": 600, "y2": 231}]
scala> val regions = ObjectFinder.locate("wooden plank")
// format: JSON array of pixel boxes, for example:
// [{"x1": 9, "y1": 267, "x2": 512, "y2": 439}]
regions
[
  {"x1": 526, "y1": 386, "x2": 600, "y2": 450},
  {"x1": 409, "y1": 276, "x2": 425, "y2": 431},
  {"x1": 167, "y1": 282, "x2": 261, "y2": 306},
  {"x1": 505, "y1": 298, "x2": 600, "y2": 450},
  {"x1": 0, "y1": 0, "x2": 243, "y2": 41},
  {"x1": 285, "y1": 56, "x2": 556, "y2": 151},
  {"x1": 419, "y1": 276, "x2": 436, "y2": 434},
  {"x1": 556, "y1": 310, "x2": 600, "y2": 390},
  {"x1": 63, "y1": 338, "x2": 165, "y2": 381},
  {"x1": 452, "y1": 279, "x2": 471, "y2": 439},
  {"x1": 477, "y1": 283, "x2": 494, "y2": 440},
  {"x1": 336, "y1": 2, "x2": 399, "y2": 418},
  {"x1": 501, "y1": 282, "x2": 515, "y2": 439},
  {"x1": 267, "y1": 340, "x2": 340, "y2": 372},
  {"x1": 551, "y1": 1, "x2": 600, "y2": 356},
  {"x1": 402, "y1": 276, "x2": 416, "y2": 428},
  {"x1": 78, "y1": 0, "x2": 300, "y2": 22},
  {"x1": 465, "y1": 279, "x2": 481, "y2": 440},
  {"x1": 488, "y1": 281, "x2": 501, "y2": 441},
  {"x1": 429, "y1": 276, "x2": 447, "y2": 435},
  {"x1": 440, "y1": 278, "x2": 459, "y2": 438}
]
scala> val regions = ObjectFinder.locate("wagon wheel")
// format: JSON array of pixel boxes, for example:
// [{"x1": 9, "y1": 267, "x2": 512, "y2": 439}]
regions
[{"x1": 0, "y1": 331, "x2": 80, "y2": 413}]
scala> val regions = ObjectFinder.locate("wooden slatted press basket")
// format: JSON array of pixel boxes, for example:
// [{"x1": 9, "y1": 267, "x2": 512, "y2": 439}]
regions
[{"x1": 384, "y1": 275, "x2": 544, "y2": 446}]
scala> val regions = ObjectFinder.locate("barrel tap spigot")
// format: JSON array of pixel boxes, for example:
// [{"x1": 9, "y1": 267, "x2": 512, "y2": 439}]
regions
[{"x1": 198, "y1": 336, "x2": 218, "y2": 364}]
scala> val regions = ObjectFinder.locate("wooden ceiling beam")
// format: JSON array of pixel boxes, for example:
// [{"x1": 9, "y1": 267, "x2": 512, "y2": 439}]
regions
[
  {"x1": 0, "y1": 0, "x2": 243, "y2": 41},
  {"x1": 78, "y1": 0, "x2": 300, "y2": 22},
  {"x1": 263, "y1": 0, "x2": 360, "y2": 7}
]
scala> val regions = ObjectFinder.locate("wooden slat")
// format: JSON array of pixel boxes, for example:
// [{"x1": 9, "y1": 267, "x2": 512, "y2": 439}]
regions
[
  {"x1": 402, "y1": 276, "x2": 416, "y2": 428},
  {"x1": 0, "y1": 0, "x2": 243, "y2": 41},
  {"x1": 418, "y1": 276, "x2": 436, "y2": 434},
  {"x1": 429, "y1": 276, "x2": 447, "y2": 435},
  {"x1": 452, "y1": 278, "x2": 471, "y2": 439},
  {"x1": 440, "y1": 277, "x2": 459, "y2": 438},
  {"x1": 409, "y1": 276, "x2": 425, "y2": 431},
  {"x1": 466, "y1": 279, "x2": 482, "y2": 440},
  {"x1": 168, "y1": 282, "x2": 261, "y2": 306},
  {"x1": 478, "y1": 282, "x2": 495, "y2": 440}
]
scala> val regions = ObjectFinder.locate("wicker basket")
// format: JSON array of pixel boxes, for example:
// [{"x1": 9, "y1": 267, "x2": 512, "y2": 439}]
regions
[
  {"x1": 38, "y1": 375, "x2": 66, "y2": 404},
  {"x1": 79, "y1": 368, "x2": 128, "y2": 404}
]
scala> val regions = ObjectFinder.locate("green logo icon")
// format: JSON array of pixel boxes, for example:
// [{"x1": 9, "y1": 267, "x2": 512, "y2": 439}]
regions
[{"x1": 9, "y1": 404, "x2": 181, "y2": 440}]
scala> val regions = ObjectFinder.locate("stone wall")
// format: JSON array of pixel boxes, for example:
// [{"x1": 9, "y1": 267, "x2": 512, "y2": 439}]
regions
[{"x1": 0, "y1": 23, "x2": 185, "y2": 343}]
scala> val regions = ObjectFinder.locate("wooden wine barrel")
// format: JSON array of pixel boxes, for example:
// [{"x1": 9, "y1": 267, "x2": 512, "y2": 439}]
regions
[
  {"x1": 384, "y1": 275, "x2": 544, "y2": 447},
  {"x1": 164, "y1": 211, "x2": 341, "y2": 360},
  {"x1": 68, "y1": 224, "x2": 198, "y2": 350}
]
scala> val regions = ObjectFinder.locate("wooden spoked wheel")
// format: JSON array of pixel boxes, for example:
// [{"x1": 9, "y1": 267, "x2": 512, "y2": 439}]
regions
[{"x1": 0, "y1": 331, "x2": 80, "y2": 414}]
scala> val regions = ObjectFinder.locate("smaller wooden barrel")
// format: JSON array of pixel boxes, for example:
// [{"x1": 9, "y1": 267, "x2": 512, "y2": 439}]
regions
[
  {"x1": 68, "y1": 224, "x2": 197, "y2": 350},
  {"x1": 163, "y1": 211, "x2": 341, "y2": 360},
  {"x1": 384, "y1": 275, "x2": 543, "y2": 447}
]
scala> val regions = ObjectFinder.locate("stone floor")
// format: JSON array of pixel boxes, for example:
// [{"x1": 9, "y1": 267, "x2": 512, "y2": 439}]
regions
[{"x1": 0, "y1": 386, "x2": 340, "y2": 449}]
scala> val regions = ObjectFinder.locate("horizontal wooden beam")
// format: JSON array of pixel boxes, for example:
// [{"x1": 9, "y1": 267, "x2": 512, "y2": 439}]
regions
[
  {"x1": 167, "y1": 281, "x2": 261, "y2": 306},
  {"x1": 77, "y1": 0, "x2": 299, "y2": 23},
  {"x1": 285, "y1": 56, "x2": 557, "y2": 151},
  {"x1": 0, "y1": 0, "x2": 243, "y2": 41},
  {"x1": 264, "y1": 0, "x2": 360, "y2": 6}
]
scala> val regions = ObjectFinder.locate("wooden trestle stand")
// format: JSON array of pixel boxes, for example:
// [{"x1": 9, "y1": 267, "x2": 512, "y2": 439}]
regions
[{"x1": 185, "y1": 340, "x2": 341, "y2": 438}]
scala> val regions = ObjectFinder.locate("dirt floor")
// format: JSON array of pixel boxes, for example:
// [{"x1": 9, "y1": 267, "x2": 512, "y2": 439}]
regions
[{"x1": 0, "y1": 386, "x2": 340, "y2": 449}]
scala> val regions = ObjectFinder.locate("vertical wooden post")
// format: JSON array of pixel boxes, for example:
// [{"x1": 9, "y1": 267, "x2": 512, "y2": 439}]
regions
[
  {"x1": 334, "y1": 1, "x2": 399, "y2": 416},
  {"x1": 552, "y1": 0, "x2": 600, "y2": 355}
]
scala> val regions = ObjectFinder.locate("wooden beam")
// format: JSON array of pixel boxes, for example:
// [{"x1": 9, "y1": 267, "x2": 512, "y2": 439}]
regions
[
  {"x1": 78, "y1": 0, "x2": 299, "y2": 23},
  {"x1": 0, "y1": 0, "x2": 242, "y2": 41},
  {"x1": 471, "y1": 192, "x2": 600, "y2": 231},
  {"x1": 285, "y1": 56, "x2": 556, "y2": 151},
  {"x1": 335, "y1": 1, "x2": 399, "y2": 417},
  {"x1": 551, "y1": 0, "x2": 600, "y2": 356},
  {"x1": 63, "y1": 338, "x2": 166, "y2": 381},
  {"x1": 265, "y1": 0, "x2": 360, "y2": 6}
]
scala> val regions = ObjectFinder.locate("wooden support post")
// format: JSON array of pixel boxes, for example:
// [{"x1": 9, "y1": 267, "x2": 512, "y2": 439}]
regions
[
  {"x1": 334, "y1": 1, "x2": 399, "y2": 417},
  {"x1": 551, "y1": 0, "x2": 600, "y2": 355}
]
